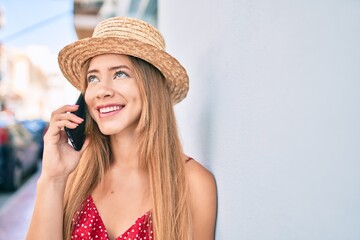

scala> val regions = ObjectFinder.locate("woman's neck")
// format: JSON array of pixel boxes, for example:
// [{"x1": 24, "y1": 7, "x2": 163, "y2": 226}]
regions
[{"x1": 109, "y1": 132, "x2": 140, "y2": 169}]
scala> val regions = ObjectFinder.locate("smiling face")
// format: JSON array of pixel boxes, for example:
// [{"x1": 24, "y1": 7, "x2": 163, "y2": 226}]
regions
[{"x1": 84, "y1": 54, "x2": 142, "y2": 137}]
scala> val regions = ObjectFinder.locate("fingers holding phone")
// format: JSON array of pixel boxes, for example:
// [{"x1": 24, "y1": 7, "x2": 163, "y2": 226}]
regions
[
  {"x1": 41, "y1": 95, "x2": 88, "y2": 179},
  {"x1": 44, "y1": 105, "x2": 83, "y2": 143}
]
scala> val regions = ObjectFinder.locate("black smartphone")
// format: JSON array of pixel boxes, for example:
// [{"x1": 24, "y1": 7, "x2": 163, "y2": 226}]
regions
[{"x1": 65, "y1": 94, "x2": 86, "y2": 151}]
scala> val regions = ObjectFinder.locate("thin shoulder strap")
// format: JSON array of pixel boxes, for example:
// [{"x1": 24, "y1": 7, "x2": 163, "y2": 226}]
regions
[{"x1": 185, "y1": 157, "x2": 193, "y2": 163}]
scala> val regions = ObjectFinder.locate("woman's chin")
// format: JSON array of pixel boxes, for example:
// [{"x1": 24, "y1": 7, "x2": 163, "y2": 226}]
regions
[
  {"x1": 97, "y1": 126, "x2": 119, "y2": 136},
  {"x1": 96, "y1": 120, "x2": 139, "y2": 137}
]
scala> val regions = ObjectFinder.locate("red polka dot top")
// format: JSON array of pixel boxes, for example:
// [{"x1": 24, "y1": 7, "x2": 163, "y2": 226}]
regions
[
  {"x1": 70, "y1": 157, "x2": 192, "y2": 240},
  {"x1": 71, "y1": 195, "x2": 153, "y2": 240}
]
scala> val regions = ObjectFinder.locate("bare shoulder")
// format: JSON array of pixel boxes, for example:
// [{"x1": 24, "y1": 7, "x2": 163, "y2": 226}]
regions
[
  {"x1": 184, "y1": 157, "x2": 217, "y2": 239},
  {"x1": 185, "y1": 158, "x2": 216, "y2": 192}
]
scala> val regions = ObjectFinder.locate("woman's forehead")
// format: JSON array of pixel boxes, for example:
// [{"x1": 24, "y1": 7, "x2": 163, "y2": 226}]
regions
[{"x1": 88, "y1": 54, "x2": 132, "y2": 69}]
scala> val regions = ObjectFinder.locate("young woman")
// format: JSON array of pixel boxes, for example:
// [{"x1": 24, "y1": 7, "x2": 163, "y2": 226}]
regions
[{"x1": 27, "y1": 17, "x2": 217, "y2": 240}]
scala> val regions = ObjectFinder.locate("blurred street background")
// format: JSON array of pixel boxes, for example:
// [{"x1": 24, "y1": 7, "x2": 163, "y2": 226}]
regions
[
  {"x1": 0, "y1": 0, "x2": 157, "y2": 238},
  {"x1": 0, "y1": 0, "x2": 360, "y2": 240}
]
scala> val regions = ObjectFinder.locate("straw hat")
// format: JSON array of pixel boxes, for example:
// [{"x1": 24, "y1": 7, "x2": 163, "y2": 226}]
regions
[{"x1": 58, "y1": 16, "x2": 189, "y2": 104}]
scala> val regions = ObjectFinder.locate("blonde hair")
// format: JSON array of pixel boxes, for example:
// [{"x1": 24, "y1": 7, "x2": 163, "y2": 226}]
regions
[{"x1": 63, "y1": 56, "x2": 192, "y2": 239}]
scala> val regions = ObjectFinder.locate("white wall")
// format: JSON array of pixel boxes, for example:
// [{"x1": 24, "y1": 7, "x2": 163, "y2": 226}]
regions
[{"x1": 159, "y1": 0, "x2": 360, "y2": 239}]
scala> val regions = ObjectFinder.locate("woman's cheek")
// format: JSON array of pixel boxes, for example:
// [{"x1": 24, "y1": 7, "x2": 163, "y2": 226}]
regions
[{"x1": 84, "y1": 91, "x2": 96, "y2": 121}]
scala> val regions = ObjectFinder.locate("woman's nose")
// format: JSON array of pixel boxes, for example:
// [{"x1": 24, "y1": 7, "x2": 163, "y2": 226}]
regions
[{"x1": 96, "y1": 83, "x2": 115, "y2": 99}]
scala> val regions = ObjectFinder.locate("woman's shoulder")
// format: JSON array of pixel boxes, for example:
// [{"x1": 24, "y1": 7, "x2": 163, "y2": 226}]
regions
[
  {"x1": 183, "y1": 155, "x2": 217, "y2": 203},
  {"x1": 183, "y1": 155, "x2": 217, "y2": 238},
  {"x1": 183, "y1": 155, "x2": 216, "y2": 189}
]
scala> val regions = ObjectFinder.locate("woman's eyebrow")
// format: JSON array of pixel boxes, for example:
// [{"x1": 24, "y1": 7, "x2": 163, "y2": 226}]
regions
[
  {"x1": 87, "y1": 65, "x2": 131, "y2": 75},
  {"x1": 108, "y1": 65, "x2": 131, "y2": 71},
  {"x1": 87, "y1": 69, "x2": 99, "y2": 75}
]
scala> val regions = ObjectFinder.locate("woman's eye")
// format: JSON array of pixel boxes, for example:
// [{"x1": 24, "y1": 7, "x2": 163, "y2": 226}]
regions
[
  {"x1": 114, "y1": 71, "x2": 129, "y2": 79},
  {"x1": 87, "y1": 75, "x2": 99, "y2": 83}
]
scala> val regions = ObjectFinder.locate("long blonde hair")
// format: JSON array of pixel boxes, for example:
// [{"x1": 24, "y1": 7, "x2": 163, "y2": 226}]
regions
[{"x1": 63, "y1": 56, "x2": 192, "y2": 239}]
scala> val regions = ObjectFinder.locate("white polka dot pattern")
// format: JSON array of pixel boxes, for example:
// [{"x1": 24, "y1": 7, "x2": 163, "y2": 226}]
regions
[{"x1": 71, "y1": 195, "x2": 153, "y2": 240}]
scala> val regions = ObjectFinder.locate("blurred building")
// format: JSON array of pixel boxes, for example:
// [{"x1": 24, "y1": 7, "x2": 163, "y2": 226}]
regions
[
  {"x1": 73, "y1": 0, "x2": 157, "y2": 39},
  {"x1": 0, "y1": 6, "x2": 51, "y2": 120},
  {"x1": 0, "y1": 46, "x2": 51, "y2": 120}
]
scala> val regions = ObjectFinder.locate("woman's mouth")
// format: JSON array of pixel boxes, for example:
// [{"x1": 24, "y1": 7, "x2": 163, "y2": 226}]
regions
[
  {"x1": 99, "y1": 105, "x2": 123, "y2": 113},
  {"x1": 97, "y1": 104, "x2": 125, "y2": 117}
]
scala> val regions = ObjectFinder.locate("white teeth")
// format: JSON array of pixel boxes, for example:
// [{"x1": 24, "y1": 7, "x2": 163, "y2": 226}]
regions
[{"x1": 99, "y1": 105, "x2": 122, "y2": 113}]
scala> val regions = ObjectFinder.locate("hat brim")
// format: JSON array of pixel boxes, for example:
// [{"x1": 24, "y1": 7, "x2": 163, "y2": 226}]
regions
[{"x1": 58, "y1": 37, "x2": 189, "y2": 104}]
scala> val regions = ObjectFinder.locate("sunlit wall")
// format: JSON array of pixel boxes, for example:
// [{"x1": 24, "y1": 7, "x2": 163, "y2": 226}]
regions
[{"x1": 160, "y1": 0, "x2": 360, "y2": 239}]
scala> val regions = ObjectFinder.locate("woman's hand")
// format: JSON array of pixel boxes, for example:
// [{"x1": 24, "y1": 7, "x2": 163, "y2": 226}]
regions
[
  {"x1": 27, "y1": 104, "x2": 89, "y2": 240},
  {"x1": 41, "y1": 104, "x2": 89, "y2": 181}
]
